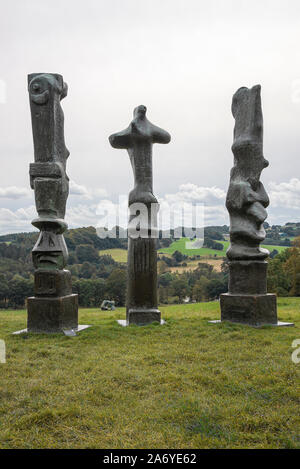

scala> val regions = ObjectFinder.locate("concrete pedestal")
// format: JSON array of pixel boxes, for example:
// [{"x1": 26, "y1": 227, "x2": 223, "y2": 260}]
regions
[
  {"x1": 13, "y1": 324, "x2": 90, "y2": 335},
  {"x1": 27, "y1": 293, "x2": 78, "y2": 333},
  {"x1": 127, "y1": 308, "x2": 161, "y2": 325},
  {"x1": 126, "y1": 238, "x2": 160, "y2": 325},
  {"x1": 220, "y1": 292, "x2": 278, "y2": 326},
  {"x1": 117, "y1": 318, "x2": 165, "y2": 327},
  {"x1": 214, "y1": 261, "x2": 294, "y2": 327}
]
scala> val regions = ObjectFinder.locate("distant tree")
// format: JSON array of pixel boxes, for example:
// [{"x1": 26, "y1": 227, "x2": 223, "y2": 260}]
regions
[
  {"x1": 158, "y1": 272, "x2": 173, "y2": 288},
  {"x1": 75, "y1": 244, "x2": 100, "y2": 263},
  {"x1": 158, "y1": 260, "x2": 168, "y2": 275},
  {"x1": 158, "y1": 286, "x2": 169, "y2": 304},
  {"x1": 8, "y1": 275, "x2": 34, "y2": 308},
  {"x1": 192, "y1": 277, "x2": 210, "y2": 302},
  {"x1": 204, "y1": 239, "x2": 223, "y2": 250},
  {"x1": 79, "y1": 261, "x2": 96, "y2": 279},
  {"x1": 73, "y1": 279, "x2": 95, "y2": 307},
  {"x1": 172, "y1": 250, "x2": 184, "y2": 263},
  {"x1": 283, "y1": 242, "x2": 300, "y2": 296},
  {"x1": 98, "y1": 254, "x2": 116, "y2": 266},
  {"x1": 0, "y1": 274, "x2": 9, "y2": 307},
  {"x1": 269, "y1": 249, "x2": 279, "y2": 258},
  {"x1": 206, "y1": 278, "x2": 227, "y2": 299},
  {"x1": 106, "y1": 269, "x2": 127, "y2": 306},
  {"x1": 171, "y1": 277, "x2": 189, "y2": 302},
  {"x1": 94, "y1": 279, "x2": 107, "y2": 306},
  {"x1": 68, "y1": 252, "x2": 78, "y2": 265},
  {"x1": 267, "y1": 250, "x2": 291, "y2": 296}
]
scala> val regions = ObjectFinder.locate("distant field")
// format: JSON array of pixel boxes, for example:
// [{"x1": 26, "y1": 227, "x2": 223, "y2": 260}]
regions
[
  {"x1": 167, "y1": 258, "x2": 224, "y2": 273},
  {"x1": 100, "y1": 240, "x2": 288, "y2": 265},
  {"x1": 159, "y1": 238, "x2": 225, "y2": 257},
  {"x1": 99, "y1": 248, "x2": 127, "y2": 263},
  {"x1": 159, "y1": 238, "x2": 288, "y2": 258}
]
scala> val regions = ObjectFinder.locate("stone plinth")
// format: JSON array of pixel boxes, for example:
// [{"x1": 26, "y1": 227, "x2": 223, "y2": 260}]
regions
[
  {"x1": 27, "y1": 294, "x2": 78, "y2": 333},
  {"x1": 126, "y1": 237, "x2": 160, "y2": 325},
  {"x1": 220, "y1": 292, "x2": 277, "y2": 326},
  {"x1": 127, "y1": 308, "x2": 161, "y2": 326},
  {"x1": 219, "y1": 260, "x2": 280, "y2": 326}
]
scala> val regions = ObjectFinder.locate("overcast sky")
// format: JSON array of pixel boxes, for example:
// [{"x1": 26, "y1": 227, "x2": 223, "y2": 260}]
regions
[{"x1": 0, "y1": 0, "x2": 300, "y2": 234}]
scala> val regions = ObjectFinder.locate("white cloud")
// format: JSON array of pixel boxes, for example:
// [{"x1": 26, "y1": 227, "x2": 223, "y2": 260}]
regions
[
  {"x1": 69, "y1": 180, "x2": 108, "y2": 200},
  {"x1": 93, "y1": 188, "x2": 109, "y2": 198},
  {"x1": 268, "y1": 178, "x2": 300, "y2": 210},
  {"x1": 2, "y1": 179, "x2": 300, "y2": 236},
  {"x1": 0, "y1": 186, "x2": 31, "y2": 199},
  {"x1": 158, "y1": 184, "x2": 227, "y2": 228},
  {"x1": 164, "y1": 183, "x2": 226, "y2": 205},
  {"x1": 69, "y1": 180, "x2": 90, "y2": 198},
  {"x1": 67, "y1": 184, "x2": 228, "y2": 232},
  {"x1": 66, "y1": 204, "x2": 99, "y2": 228},
  {"x1": 0, "y1": 205, "x2": 36, "y2": 234}
]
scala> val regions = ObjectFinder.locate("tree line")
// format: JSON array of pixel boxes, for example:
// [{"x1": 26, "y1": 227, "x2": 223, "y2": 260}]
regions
[{"x1": 0, "y1": 226, "x2": 299, "y2": 308}]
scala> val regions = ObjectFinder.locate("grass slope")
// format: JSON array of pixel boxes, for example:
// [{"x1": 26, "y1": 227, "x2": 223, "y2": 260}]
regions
[
  {"x1": 0, "y1": 299, "x2": 299, "y2": 449},
  {"x1": 159, "y1": 238, "x2": 288, "y2": 258},
  {"x1": 99, "y1": 248, "x2": 127, "y2": 263}
]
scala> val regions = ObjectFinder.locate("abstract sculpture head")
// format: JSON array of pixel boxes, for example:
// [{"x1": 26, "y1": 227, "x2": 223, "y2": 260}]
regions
[
  {"x1": 28, "y1": 73, "x2": 69, "y2": 230},
  {"x1": 231, "y1": 85, "x2": 269, "y2": 189},
  {"x1": 109, "y1": 105, "x2": 171, "y2": 149},
  {"x1": 109, "y1": 105, "x2": 170, "y2": 208},
  {"x1": 226, "y1": 85, "x2": 269, "y2": 260},
  {"x1": 28, "y1": 73, "x2": 70, "y2": 270}
]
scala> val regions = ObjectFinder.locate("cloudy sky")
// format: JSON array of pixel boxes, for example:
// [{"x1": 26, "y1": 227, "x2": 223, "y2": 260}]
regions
[{"x1": 0, "y1": 0, "x2": 300, "y2": 234}]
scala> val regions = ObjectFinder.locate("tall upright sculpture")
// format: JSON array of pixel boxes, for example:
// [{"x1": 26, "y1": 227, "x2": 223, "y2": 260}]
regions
[
  {"x1": 219, "y1": 85, "x2": 292, "y2": 326},
  {"x1": 26, "y1": 73, "x2": 80, "y2": 333},
  {"x1": 109, "y1": 105, "x2": 171, "y2": 325}
]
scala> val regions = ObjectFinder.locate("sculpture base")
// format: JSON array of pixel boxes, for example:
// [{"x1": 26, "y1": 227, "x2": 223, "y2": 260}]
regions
[
  {"x1": 12, "y1": 325, "x2": 90, "y2": 335},
  {"x1": 126, "y1": 308, "x2": 161, "y2": 325},
  {"x1": 27, "y1": 294, "x2": 78, "y2": 333},
  {"x1": 117, "y1": 319, "x2": 165, "y2": 327},
  {"x1": 219, "y1": 293, "x2": 281, "y2": 326},
  {"x1": 208, "y1": 320, "x2": 294, "y2": 327}
]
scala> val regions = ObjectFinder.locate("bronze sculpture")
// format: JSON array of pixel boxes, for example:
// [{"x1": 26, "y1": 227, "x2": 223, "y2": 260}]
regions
[
  {"x1": 220, "y1": 85, "x2": 292, "y2": 326},
  {"x1": 109, "y1": 105, "x2": 170, "y2": 325},
  {"x1": 26, "y1": 73, "x2": 79, "y2": 333}
]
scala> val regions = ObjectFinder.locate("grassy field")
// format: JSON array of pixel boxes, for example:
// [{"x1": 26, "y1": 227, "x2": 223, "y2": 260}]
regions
[
  {"x1": 99, "y1": 240, "x2": 288, "y2": 265},
  {"x1": 0, "y1": 299, "x2": 299, "y2": 449},
  {"x1": 167, "y1": 258, "x2": 223, "y2": 273},
  {"x1": 159, "y1": 238, "x2": 288, "y2": 258},
  {"x1": 99, "y1": 248, "x2": 127, "y2": 263}
]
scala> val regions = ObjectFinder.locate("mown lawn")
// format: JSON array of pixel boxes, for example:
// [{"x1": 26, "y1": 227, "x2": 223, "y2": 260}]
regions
[
  {"x1": 0, "y1": 299, "x2": 299, "y2": 449},
  {"x1": 159, "y1": 238, "x2": 288, "y2": 258}
]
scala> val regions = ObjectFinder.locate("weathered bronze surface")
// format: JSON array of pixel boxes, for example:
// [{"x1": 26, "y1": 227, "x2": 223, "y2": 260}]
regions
[
  {"x1": 27, "y1": 73, "x2": 78, "y2": 333},
  {"x1": 220, "y1": 85, "x2": 277, "y2": 326},
  {"x1": 109, "y1": 105, "x2": 170, "y2": 325}
]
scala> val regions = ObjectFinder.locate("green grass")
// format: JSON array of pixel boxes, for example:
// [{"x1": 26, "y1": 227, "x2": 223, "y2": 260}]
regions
[
  {"x1": 159, "y1": 238, "x2": 288, "y2": 258},
  {"x1": 0, "y1": 299, "x2": 299, "y2": 448},
  {"x1": 99, "y1": 248, "x2": 127, "y2": 263}
]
